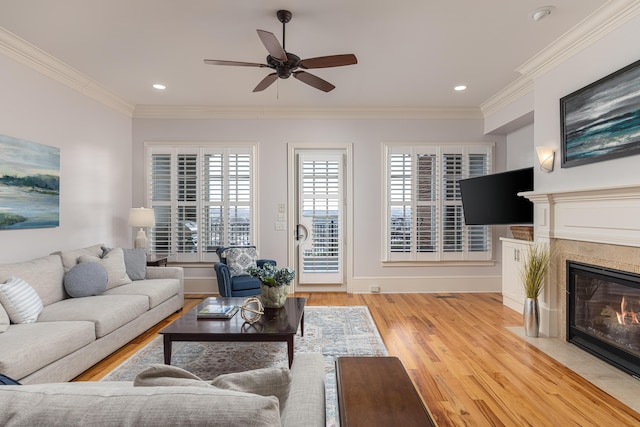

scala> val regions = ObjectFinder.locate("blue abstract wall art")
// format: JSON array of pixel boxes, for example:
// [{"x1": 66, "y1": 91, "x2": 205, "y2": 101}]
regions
[
  {"x1": 0, "y1": 134, "x2": 60, "y2": 229},
  {"x1": 561, "y1": 59, "x2": 640, "y2": 168}
]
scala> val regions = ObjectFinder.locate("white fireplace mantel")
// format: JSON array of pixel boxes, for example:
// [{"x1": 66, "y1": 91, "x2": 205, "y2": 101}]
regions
[
  {"x1": 516, "y1": 184, "x2": 640, "y2": 337},
  {"x1": 520, "y1": 184, "x2": 640, "y2": 248}
]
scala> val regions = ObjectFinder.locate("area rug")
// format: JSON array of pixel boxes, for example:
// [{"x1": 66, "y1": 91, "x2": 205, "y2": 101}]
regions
[{"x1": 101, "y1": 306, "x2": 388, "y2": 427}]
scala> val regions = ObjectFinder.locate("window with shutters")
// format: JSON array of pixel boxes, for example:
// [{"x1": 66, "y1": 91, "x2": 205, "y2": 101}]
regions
[
  {"x1": 384, "y1": 143, "x2": 493, "y2": 263},
  {"x1": 145, "y1": 144, "x2": 255, "y2": 262}
]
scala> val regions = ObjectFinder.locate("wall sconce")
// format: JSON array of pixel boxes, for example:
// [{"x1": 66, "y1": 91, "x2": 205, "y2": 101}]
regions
[
  {"x1": 536, "y1": 146, "x2": 555, "y2": 173},
  {"x1": 128, "y1": 207, "x2": 155, "y2": 250}
]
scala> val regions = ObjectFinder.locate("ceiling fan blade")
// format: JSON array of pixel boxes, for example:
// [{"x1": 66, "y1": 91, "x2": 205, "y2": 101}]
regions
[
  {"x1": 293, "y1": 71, "x2": 335, "y2": 92},
  {"x1": 253, "y1": 73, "x2": 278, "y2": 92},
  {"x1": 204, "y1": 59, "x2": 267, "y2": 67},
  {"x1": 256, "y1": 30, "x2": 287, "y2": 61},
  {"x1": 300, "y1": 54, "x2": 358, "y2": 69}
]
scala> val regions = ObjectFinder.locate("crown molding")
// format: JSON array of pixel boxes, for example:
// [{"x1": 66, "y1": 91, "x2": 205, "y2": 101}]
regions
[
  {"x1": 516, "y1": 0, "x2": 640, "y2": 79},
  {"x1": 132, "y1": 105, "x2": 483, "y2": 120},
  {"x1": 481, "y1": 0, "x2": 640, "y2": 119},
  {"x1": 0, "y1": 27, "x2": 134, "y2": 117},
  {"x1": 479, "y1": 76, "x2": 534, "y2": 118}
]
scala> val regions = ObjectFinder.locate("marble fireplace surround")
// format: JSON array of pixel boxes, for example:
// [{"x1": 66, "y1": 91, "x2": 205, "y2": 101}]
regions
[
  {"x1": 522, "y1": 184, "x2": 640, "y2": 339},
  {"x1": 517, "y1": 185, "x2": 640, "y2": 412}
]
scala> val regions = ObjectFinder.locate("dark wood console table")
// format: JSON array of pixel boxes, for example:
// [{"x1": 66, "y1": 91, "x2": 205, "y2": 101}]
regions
[{"x1": 336, "y1": 356, "x2": 436, "y2": 427}]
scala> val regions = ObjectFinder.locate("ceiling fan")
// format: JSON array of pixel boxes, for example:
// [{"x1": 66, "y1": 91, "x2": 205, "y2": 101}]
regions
[{"x1": 204, "y1": 10, "x2": 357, "y2": 93}]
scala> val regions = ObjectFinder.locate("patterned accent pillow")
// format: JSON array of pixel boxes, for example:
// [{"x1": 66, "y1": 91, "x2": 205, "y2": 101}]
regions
[
  {"x1": 224, "y1": 247, "x2": 258, "y2": 277},
  {"x1": 0, "y1": 276, "x2": 44, "y2": 324}
]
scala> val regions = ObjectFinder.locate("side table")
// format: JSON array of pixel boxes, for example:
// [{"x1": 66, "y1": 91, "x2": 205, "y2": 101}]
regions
[{"x1": 146, "y1": 254, "x2": 169, "y2": 267}]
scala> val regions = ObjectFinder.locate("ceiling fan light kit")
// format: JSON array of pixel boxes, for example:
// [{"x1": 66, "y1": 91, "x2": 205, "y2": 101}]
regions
[{"x1": 204, "y1": 10, "x2": 357, "y2": 93}]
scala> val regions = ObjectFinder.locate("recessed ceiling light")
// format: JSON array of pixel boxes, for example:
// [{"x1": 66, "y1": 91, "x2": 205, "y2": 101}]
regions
[
  {"x1": 454, "y1": 85, "x2": 467, "y2": 91},
  {"x1": 529, "y1": 6, "x2": 555, "y2": 22},
  {"x1": 152, "y1": 84, "x2": 166, "y2": 90}
]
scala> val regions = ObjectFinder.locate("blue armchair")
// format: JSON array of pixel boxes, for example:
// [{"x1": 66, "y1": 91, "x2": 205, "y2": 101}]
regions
[{"x1": 214, "y1": 246, "x2": 276, "y2": 297}]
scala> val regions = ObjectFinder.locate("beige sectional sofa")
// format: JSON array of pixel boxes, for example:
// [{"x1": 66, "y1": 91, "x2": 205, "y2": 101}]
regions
[
  {"x1": 0, "y1": 244, "x2": 184, "y2": 384},
  {"x1": 0, "y1": 353, "x2": 326, "y2": 427}
]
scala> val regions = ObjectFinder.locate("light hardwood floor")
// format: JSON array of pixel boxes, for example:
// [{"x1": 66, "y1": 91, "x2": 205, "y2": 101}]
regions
[{"x1": 74, "y1": 293, "x2": 640, "y2": 426}]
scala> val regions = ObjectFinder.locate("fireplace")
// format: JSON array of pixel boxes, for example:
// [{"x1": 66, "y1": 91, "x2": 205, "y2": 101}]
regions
[{"x1": 567, "y1": 261, "x2": 640, "y2": 378}]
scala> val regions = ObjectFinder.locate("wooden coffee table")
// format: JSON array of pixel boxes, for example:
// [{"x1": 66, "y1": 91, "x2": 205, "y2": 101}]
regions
[{"x1": 159, "y1": 297, "x2": 306, "y2": 368}]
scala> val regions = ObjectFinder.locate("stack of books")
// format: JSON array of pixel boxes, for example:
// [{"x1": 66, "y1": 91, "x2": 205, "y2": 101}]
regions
[{"x1": 197, "y1": 304, "x2": 239, "y2": 319}]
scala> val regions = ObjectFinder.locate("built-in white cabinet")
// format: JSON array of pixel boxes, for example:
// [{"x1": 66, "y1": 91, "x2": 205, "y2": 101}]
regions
[{"x1": 500, "y1": 237, "x2": 533, "y2": 313}]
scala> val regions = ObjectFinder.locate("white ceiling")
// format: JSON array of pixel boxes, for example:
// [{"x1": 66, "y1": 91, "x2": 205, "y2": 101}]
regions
[{"x1": 0, "y1": 0, "x2": 608, "y2": 110}]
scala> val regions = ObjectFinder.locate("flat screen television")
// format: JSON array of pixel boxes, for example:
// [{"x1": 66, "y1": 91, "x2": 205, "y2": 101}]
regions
[{"x1": 458, "y1": 167, "x2": 533, "y2": 225}]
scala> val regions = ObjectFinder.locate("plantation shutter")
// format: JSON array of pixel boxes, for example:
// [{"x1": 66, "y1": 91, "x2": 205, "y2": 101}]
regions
[
  {"x1": 227, "y1": 152, "x2": 252, "y2": 246},
  {"x1": 389, "y1": 152, "x2": 412, "y2": 255},
  {"x1": 149, "y1": 150, "x2": 172, "y2": 255},
  {"x1": 465, "y1": 150, "x2": 492, "y2": 258},
  {"x1": 146, "y1": 144, "x2": 255, "y2": 262},
  {"x1": 295, "y1": 151, "x2": 344, "y2": 285},
  {"x1": 385, "y1": 143, "x2": 492, "y2": 262}
]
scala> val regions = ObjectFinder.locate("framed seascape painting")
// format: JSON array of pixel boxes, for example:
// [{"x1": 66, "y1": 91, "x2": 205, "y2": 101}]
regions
[
  {"x1": 0, "y1": 134, "x2": 60, "y2": 229},
  {"x1": 560, "y1": 58, "x2": 640, "y2": 168}
]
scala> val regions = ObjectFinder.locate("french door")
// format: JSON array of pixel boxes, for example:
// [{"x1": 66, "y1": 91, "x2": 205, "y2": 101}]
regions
[{"x1": 294, "y1": 150, "x2": 346, "y2": 287}]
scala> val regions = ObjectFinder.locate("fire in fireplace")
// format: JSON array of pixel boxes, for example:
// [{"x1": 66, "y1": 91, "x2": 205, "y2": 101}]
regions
[{"x1": 567, "y1": 261, "x2": 640, "y2": 378}]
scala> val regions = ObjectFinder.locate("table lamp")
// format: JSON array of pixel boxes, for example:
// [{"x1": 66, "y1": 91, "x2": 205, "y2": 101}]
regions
[{"x1": 128, "y1": 207, "x2": 155, "y2": 250}]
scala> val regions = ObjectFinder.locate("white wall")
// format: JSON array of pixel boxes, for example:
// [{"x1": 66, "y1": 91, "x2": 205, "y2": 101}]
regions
[
  {"x1": 133, "y1": 117, "x2": 507, "y2": 293},
  {"x1": 533, "y1": 13, "x2": 640, "y2": 192},
  {"x1": 0, "y1": 55, "x2": 133, "y2": 263},
  {"x1": 506, "y1": 123, "x2": 534, "y2": 170}
]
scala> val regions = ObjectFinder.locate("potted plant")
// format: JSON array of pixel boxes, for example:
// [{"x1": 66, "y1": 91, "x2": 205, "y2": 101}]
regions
[
  {"x1": 520, "y1": 243, "x2": 551, "y2": 337},
  {"x1": 248, "y1": 264, "x2": 296, "y2": 308}
]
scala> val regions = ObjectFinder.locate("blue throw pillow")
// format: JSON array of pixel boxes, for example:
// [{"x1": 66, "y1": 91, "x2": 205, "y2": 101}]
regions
[{"x1": 64, "y1": 262, "x2": 108, "y2": 298}]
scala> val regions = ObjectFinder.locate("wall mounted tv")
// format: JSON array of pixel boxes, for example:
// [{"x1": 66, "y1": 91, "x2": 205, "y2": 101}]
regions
[{"x1": 459, "y1": 167, "x2": 534, "y2": 225}]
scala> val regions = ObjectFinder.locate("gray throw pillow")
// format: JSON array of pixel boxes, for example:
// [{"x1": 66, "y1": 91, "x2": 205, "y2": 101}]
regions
[
  {"x1": 64, "y1": 262, "x2": 108, "y2": 298},
  {"x1": 102, "y1": 247, "x2": 147, "y2": 281},
  {"x1": 78, "y1": 248, "x2": 130, "y2": 289},
  {"x1": 211, "y1": 367, "x2": 291, "y2": 415},
  {"x1": 134, "y1": 364, "x2": 291, "y2": 415},
  {"x1": 134, "y1": 364, "x2": 211, "y2": 389}
]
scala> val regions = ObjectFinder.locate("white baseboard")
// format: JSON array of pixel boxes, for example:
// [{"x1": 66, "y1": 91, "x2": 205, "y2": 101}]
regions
[
  {"x1": 184, "y1": 277, "x2": 217, "y2": 294},
  {"x1": 349, "y1": 275, "x2": 501, "y2": 293},
  {"x1": 184, "y1": 275, "x2": 501, "y2": 295}
]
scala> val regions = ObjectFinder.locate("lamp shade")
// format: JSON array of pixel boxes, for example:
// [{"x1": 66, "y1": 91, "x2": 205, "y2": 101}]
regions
[{"x1": 128, "y1": 207, "x2": 155, "y2": 228}]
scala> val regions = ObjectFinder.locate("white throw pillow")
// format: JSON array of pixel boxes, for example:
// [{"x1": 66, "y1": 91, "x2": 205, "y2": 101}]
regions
[
  {"x1": 0, "y1": 276, "x2": 44, "y2": 324},
  {"x1": 224, "y1": 247, "x2": 258, "y2": 277},
  {"x1": 0, "y1": 303, "x2": 9, "y2": 332},
  {"x1": 78, "y1": 247, "x2": 131, "y2": 290}
]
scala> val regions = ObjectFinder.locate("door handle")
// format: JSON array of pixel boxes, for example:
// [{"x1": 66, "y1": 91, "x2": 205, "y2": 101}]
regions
[{"x1": 296, "y1": 224, "x2": 308, "y2": 242}]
